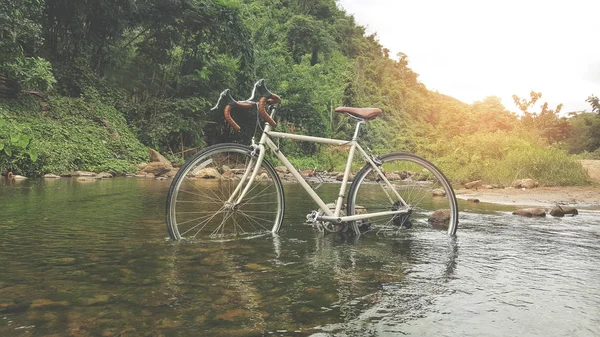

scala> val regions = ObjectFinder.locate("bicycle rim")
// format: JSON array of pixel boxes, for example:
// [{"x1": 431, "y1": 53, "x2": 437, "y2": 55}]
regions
[
  {"x1": 347, "y1": 153, "x2": 458, "y2": 236},
  {"x1": 166, "y1": 144, "x2": 285, "y2": 241}
]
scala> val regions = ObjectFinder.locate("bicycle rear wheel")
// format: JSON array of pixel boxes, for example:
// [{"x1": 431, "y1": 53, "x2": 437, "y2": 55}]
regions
[
  {"x1": 166, "y1": 143, "x2": 285, "y2": 241},
  {"x1": 347, "y1": 152, "x2": 458, "y2": 235}
]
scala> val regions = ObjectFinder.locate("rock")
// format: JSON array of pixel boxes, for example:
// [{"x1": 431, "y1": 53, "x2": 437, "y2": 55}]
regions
[
  {"x1": 386, "y1": 172, "x2": 402, "y2": 181},
  {"x1": 482, "y1": 184, "x2": 494, "y2": 189},
  {"x1": 165, "y1": 168, "x2": 179, "y2": 177},
  {"x1": 43, "y1": 174, "x2": 61, "y2": 179},
  {"x1": 140, "y1": 162, "x2": 172, "y2": 175},
  {"x1": 550, "y1": 206, "x2": 578, "y2": 217},
  {"x1": 464, "y1": 180, "x2": 483, "y2": 189},
  {"x1": 12, "y1": 174, "x2": 28, "y2": 180},
  {"x1": 428, "y1": 209, "x2": 451, "y2": 229},
  {"x1": 95, "y1": 172, "x2": 113, "y2": 179},
  {"x1": 467, "y1": 198, "x2": 480, "y2": 203},
  {"x1": 195, "y1": 167, "x2": 220, "y2": 179},
  {"x1": 256, "y1": 172, "x2": 269, "y2": 180},
  {"x1": 221, "y1": 170, "x2": 234, "y2": 180},
  {"x1": 432, "y1": 188, "x2": 446, "y2": 197},
  {"x1": 135, "y1": 163, "x2": 148, "y2": 170},
  {"x1": 512, "y1": 208, "x2": 546, "y2": 217},
  {"x1": 512, "y1": 178, "x2": 539, "y2": 189},
  {"x1": 77, "y1": 177, "x2": 99, "y2": 182},
  {"x1": 275, "y1": 166, "x2": 288, "y2": 174},
  {"x1": 73, "y1": 171, "x2": 96, "y2": 177},
  {"x1": 397, "y1": 171, "x2": 409, "y2": 180},
  {"x1": 149, "y1": 149, "x2": 171, "y2": 165},
  {"x1": 335, "y1": 172, "x2": 354, "y2": 181},
  {"x1": 155, "y1": 176, "x2": 168, "y2": 180}
]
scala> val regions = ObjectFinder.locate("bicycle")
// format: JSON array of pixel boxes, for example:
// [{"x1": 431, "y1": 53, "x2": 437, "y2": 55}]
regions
[{"x1": 166, "y1": 79, "x2": 458, "y2": 240}]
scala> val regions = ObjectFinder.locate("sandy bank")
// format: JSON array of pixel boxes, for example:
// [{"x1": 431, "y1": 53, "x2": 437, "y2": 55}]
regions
[{"x1": 455, "y1": 186, "x2": 600, "y2": 209}]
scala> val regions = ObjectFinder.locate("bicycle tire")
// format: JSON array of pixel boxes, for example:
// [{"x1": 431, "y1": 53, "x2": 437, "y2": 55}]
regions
[
  {"x1": 166, "y1": 143, "x2": 285, "y2": 240},
  {"x1": 347, "y1": 152, "x2": 458, "y2": 236}
]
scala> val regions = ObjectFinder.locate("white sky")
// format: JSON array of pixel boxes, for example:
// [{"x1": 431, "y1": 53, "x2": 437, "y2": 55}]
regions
[{"x1": 338, "y1": 0, "x2": 600, "y2": 113}]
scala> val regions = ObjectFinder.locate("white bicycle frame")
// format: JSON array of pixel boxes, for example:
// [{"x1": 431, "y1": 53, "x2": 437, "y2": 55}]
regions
[{"x1": 226, "y1": 108, "x2": 410, "y2": 230}]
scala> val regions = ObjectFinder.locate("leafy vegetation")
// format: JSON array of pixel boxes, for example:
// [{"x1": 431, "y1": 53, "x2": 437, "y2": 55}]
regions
[{"x1": 0, "y1": 0, "x2": 597, "y2": 185}]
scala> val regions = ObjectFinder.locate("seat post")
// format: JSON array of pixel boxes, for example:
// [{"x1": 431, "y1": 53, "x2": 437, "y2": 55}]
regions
[{"x1": 352, "y1": 120, "x2": 365, "y2": 140}]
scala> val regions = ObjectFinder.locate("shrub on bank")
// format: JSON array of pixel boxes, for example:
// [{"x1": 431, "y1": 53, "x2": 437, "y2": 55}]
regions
[
  {"x1": 0, "y1": 95, "x2": 148, "y2": 176},
  {"x1": 430, "y1": 130, "x2": 590, "y2": 186}
]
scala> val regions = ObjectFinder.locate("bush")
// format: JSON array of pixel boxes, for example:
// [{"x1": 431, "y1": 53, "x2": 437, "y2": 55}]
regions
[
  {"x1": 430, "y1": 130, "x2": 590, "y2": 186},
  {"x1": 0, "y1": 96, "x2": 148, "y2": 176}
]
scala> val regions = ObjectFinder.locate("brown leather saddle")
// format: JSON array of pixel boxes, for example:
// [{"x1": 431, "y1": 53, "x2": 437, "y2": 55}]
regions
[{"x1": 334, "y1": 107, "x2": 382, "y2": 121}]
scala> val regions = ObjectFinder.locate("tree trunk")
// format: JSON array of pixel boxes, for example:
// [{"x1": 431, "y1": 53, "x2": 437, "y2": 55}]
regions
[{"x1": 0, "y1": 73, "x2": 19, "y2": 99}]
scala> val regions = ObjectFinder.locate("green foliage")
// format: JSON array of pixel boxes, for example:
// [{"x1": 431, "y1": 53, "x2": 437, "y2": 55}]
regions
[
  {"x1": 586, "y1": 95, "x2": 600, "y2": 114},
  {"x1": 431, "y1": 130, "x2": 589, "y2": 186},
  {"x1": 3, "y1": 0, "x2": 596, "y2": 187},
  {"x1": 0, "y1": 97, "x2": 148, "y2": 176},
  {"x1": 4, "y1": 56, "x2": 57, "y2": 91}
]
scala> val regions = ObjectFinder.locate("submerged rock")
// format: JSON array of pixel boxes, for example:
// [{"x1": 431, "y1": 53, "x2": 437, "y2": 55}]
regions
[
  {"x1": 428, "y1": 209, "x2": 451, "y2": 229},
  {"x1": 512, "y1": 208, "x2": 546, "y2": 217},
  {"x1": 549, "y1": 206, "x2": 578, "y2": 217}
]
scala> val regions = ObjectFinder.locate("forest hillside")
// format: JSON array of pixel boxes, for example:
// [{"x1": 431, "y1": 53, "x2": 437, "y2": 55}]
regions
[{"x1": 1, "y1": 0, "x2": 599, "y2": 186}]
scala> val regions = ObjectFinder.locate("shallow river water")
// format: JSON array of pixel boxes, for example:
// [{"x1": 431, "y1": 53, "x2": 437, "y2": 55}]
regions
[{"x1": 1, "y1": 178, "x2": 599, "y2": 336}]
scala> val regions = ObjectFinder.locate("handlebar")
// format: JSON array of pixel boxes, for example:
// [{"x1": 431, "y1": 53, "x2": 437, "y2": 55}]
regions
[{"x1": 212, "y1": 79, "x2": 280, "y2": 131}]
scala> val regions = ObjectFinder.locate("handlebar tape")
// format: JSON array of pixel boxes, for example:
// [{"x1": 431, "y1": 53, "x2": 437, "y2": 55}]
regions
[
  {"x1": 224, "y1": 102, "x2": 253, "y2": 131},
  {"x1": 258, "y1": 97, "x2": 277, "y2": 127}
]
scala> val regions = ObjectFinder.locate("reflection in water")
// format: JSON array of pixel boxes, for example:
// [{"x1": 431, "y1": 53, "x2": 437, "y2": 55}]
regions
[{"x1": 0, "y1": 179, "x2": 599, "y2": 336}]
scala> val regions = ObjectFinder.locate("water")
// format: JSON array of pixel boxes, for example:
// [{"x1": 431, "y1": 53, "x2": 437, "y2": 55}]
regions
[{"x1": 0, "y1": 178, "x2": 599, "y2": 336}]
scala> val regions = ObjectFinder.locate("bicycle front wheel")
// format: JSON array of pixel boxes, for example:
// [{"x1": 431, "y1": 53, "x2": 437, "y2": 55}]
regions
[
  {"x1": 347, "y1": 152, "x2": 458, "y2": 236},
  {"x1": 166, "y1": 143, "x2": 285, "y2": 241}
]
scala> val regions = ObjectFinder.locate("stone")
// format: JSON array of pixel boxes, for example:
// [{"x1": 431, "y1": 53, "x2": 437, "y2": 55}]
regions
[
  {"x1": 386, "y1": 172, "x2": 402, "y2": 181},
  {"x1": 165, "y1": 168, "x2": 179, "y2": 177},
  {"x1": 256, "y1": 172, "x2": 269, "y2": 180},
  {"x1": 140, "y1": 162, "x2": 172, "y2": 175},
  {"x1": 428, "y1": 209, "x2": 451, "y2": 229},
  {"x1": 196, "y1": 167, "x2": 221, "y2": 179},
  {"x1": 512, "y1": 208, "x2": 546, "y2": 217},
  {"x1": 432, "y1": 188, "x2": 446, "y2": 197},
  {"x1": 467, "y1": 198, "x2": 480, "y2": 203},
  {"x1": 95, "y1": 172, "x2": 113, "y2": 178},
  {"x1": 512, "y1": 178, "x2": 539, "y2": 189},
  {"x1": 220, "y1": 170, "x2": 236, "y2": 180},
  {"x1": 31, "y1": 299, "x2": 69, "y2": 308},
  {"x1": 464, "y1": 180, "x2": 483, "y2": 189},
  {"x1": 275, "y1": 166, "x2": 288, "y2": 174},
  {"x1": 77, "y1": 177, "x2": 99, "y2": 182},
  {"x1": 550, "y1": 206, "x2": 578, "y2": 217},
  {"x1": 135, "y1": 162, "x2": 148, "y2": 170},
  {"x1": 73, "y1": 171, "x2": 96, "y2": 177},
  {"x1": 335, "y1": 172, "x2": 354, "y2": 181},
  {"x1": 43, "y1": 174, "x2": 61, "y2": 179},
  {"x1": 149, "y1": 149, "x2": 171, "y2": 164}
]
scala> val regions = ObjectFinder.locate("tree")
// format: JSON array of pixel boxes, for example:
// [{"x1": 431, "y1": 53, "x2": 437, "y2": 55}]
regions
[
  {"x1": 586, "y1": 95, "x2": 600, "y2": 115},
  {"x1": 512, "y1": 91, "x2": 569, "y2": 144}
]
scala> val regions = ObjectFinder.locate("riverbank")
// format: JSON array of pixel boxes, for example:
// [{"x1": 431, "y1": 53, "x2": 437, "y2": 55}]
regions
[{"x1": 455, "y1": 186, "x2": 600, "y2": 209}]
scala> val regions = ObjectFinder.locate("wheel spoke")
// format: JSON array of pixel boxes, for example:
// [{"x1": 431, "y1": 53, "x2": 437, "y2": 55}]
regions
[{"x1": 166, "y1": 145, "x2": 284, "y2": 240}]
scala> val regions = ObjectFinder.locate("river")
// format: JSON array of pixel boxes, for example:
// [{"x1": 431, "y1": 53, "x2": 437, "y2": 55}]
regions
[{"x1": 1, "y1": 178, "x2": 599, "y2": 336}]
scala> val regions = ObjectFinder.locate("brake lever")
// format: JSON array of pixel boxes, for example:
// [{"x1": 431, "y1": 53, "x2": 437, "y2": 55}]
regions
[{"x1": 210, "y1": 90, "x2": 228, "y2": 111}]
